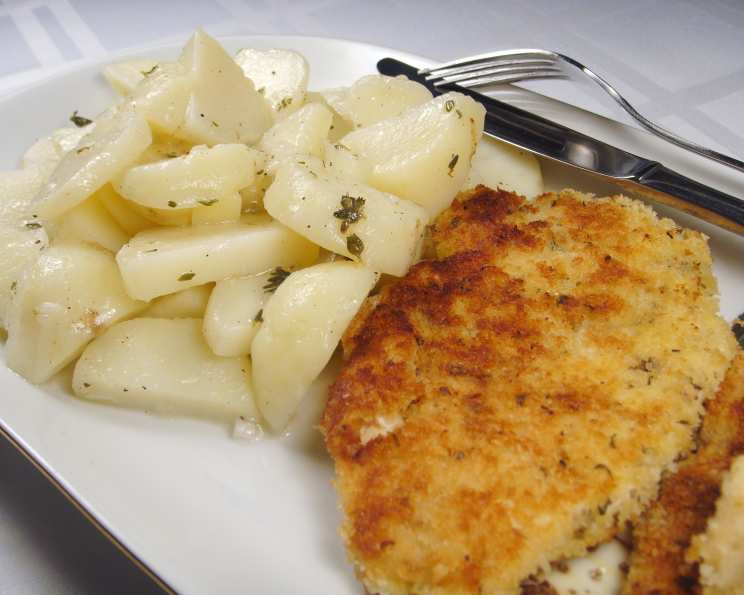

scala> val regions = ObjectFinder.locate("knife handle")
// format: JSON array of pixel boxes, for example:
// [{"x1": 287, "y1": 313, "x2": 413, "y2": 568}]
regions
[{"x1": 627, "y1": 164, "x2": 744, "y2": 236}]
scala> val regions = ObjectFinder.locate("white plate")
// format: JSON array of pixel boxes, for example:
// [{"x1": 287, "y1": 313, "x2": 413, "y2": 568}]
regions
[{"x1": 1, "y1": 35, "x2": 742, "y2": 595}]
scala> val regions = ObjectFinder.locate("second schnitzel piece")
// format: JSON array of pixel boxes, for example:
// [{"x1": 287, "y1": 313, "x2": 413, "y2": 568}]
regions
[
  {"x1": 322, "y1": 187, "x2": 737, "y2": 594},
  {"x1": 623, "y1": 351, "x2": 744, "y2": 594}
]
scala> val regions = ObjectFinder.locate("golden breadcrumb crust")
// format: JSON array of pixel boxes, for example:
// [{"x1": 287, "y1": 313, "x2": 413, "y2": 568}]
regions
[
  {"x1": 322, "y1": 187, "x2": 737, "y2": 595},
  {"x1": 624, "y1": 352, "x2": 744, "y2": 594}
]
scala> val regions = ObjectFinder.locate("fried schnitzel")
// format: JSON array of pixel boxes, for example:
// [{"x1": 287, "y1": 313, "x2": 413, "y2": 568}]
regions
[
  {"x1": 624, "y1": 351, "x2": 744, "y2": 594},
  {"x1": 322, "y1": 187, "x2": 737, "y2": 595}
]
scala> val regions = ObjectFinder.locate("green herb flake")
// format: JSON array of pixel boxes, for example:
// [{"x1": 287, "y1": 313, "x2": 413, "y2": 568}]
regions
[
  {"x1": 346, "y1": 234, "x2": 364, "y2": 257},
  {"x1": 444, "y1": 99, "x2": 455, "y2": 112},
  {"x1": 447, "y1": 153, "x2": 459, "y2": 177},
  {"x1": 254, "y1": 309, "x2": 263, "y2": 323},
  {"x1": 455, "y1": 108, "x2": 463, "y2": 119},
  {"x1": 76, "y1": 145, "x2": 91, "y2": 154},
  {"x1": 333, "y1": 194, "x2": 366, "y2": 233},
  {"x1": 141, "y1": 64, "x2": 159, "y2": 76},
  {"x1": 144, "y1": 248, "x2": 158, "y2": 253},
  {"x1": 70, "y1": 110, "x2": 93, "y2": 127},
  {"x1": 10, "y1": 281, "x2": 17, "y2": 292},
  {"x1": 211, "y1": 120, "x2": 219, "y2": 128},
  {"x1": 25, "y1": 222, "x2": 42, "y2": 230},
  {"x1": 167, "y1": 200, "x2": 177, "y2": 208},
  {"x1": 257, "y1": 87, "x2": 266, "y2": 95},
  {"x1": 334, "y1": 143, "x2": 350, "y2": 151},
  {"x1": 178, "y1": 272, "x2": 195, "y2": 281},
  {"x1": 198, "y1": 199, "x2": 218, "y2": 206},
  {"x1": 165, "y1": 152, "x2": 179, "y2": 158},
  {"x1": 263, "y1": 267, "x2": 291, "y2": 293},
  {"x1": 277, "y1": 97, "x2": 293, "y2": 111}
]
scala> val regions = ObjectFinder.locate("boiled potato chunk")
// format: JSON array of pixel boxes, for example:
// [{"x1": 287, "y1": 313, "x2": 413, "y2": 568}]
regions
[
  {"x1": 203, "y1": 272, "x2": 270, "y2": 357},
  {"x1": 35, "y1": 106, "x2": 152, "y2": 219},
  {"x1": 235, "y1": 48, "x2": 308, "y2": 118},
  {"x1": 465, "y1": 136, "x2": 544, "y2": 198},
  {"x1": 116, "y1": 219, "x2": 318, "y2": 301},
  {"x1": 322, "y1": 75, "x2": 432, "y2": 129},
  {"x1": 52, "y1": 124, "x2": 95, "y2": 153},
  {"x1": 264, "y1": 161, "x2": 426, "y2": 276},
  {"x1": 130, "y1": 62, "x2": 193, "y2": 134},
  {"x1": 191, "y1": 192, "x2": 241, "y2": 225},
  {"x1": 342, "y1": 92, "x2": 485, "y2": 217},
  {"x1": 96, "y1": 185, "x2": 153, "y2": 235},
  {"x1": 103, "y1": 58, "x2": 160, "y2": 95},
  {"x1": 22, "y1": 136, "x2": 63, "y2": 179},
  {"x1": 73, "y1": 318, "x2": 256, "y2": 421},
  {"x1": 252, "y1": 262, "x2": 378, "y2": 430},
  {"x1": 53, "y1": 194, "x2": 129, "y2": 252},
  {"x1": 126, "y1": 201, "x2": 192, "y2": 227},
  {"x1": 258, "y1": 103, "x2": 332, "y2": 174},
  {"x1": 5, "y1": 243, "x2": 146, "y2": 383},
  {"x1": 323, "y1": 141, "x2": 371, "y2": 183},
  {"x1": 114, "y1": 144, "x2": 258, "y2": 210},
  {"x1": 306, "y1": 91, "x2": 353, "y2": 142},
  {"x1": 144, "y1": 284, "x2": 213, "y2": 318},
  {"x1": 0, "y1": 168, "x2": 48, "y2": 327},
  {"x1": 176, "y1": 30, "x2": 272, "y2": 145}
]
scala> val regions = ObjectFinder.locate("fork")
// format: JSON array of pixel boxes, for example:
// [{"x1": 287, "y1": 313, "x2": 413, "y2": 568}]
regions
[{"x1": 420, "y1": 49, "x2": 744, "y2": 175}]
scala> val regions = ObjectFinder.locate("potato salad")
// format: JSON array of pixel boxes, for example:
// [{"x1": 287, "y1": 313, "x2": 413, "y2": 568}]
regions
[{"x1": 0, "y1": 30, "x2": 543, "y2": 434}]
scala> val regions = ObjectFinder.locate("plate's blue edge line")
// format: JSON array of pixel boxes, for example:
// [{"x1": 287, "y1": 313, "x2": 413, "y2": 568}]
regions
[{"x1": 0, "y1": 419, "x2": 176, "y2": 594}]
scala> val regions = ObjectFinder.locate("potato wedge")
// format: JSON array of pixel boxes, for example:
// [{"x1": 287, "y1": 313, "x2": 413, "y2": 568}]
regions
[
  {"x1": 34, "y1": 105, "x2": 152, "y2": 219},
  {"x1": 191, "y1": 192, "x2": 241, "y2": 225},
  {"x1": 264, "y1": 160, "x2": 426, "y2": 276},
  {"x1": 323, "y1": 141, "x2": 370, "y2": 183},
  {"x1": 0, "y1": 168, "x2": 48, "y2": 327},
  {"x1": 252, "y1": 262, "x2": 378, "y2": 431},
  {"x1": 116, "y1": 219, "x2": 318, "y2": 301},
  {"x1": 114, "y1": 144, "x2": 258, "y2": 210},
  {"x1": 126, "y1": 201, "x2": 192, "y2": 227},
  {"x1": 234, "y1": 48, "x2": 308, "y2": 119},
  {"x1": 51, "y1": 123, "x2": 95, "y2": 153},
  {"x1": 103, "y1": 58, "x2": 160, "y2": 95},
  {"x1": 96, "y1": 185, "x2": 153, "y2": 235},
  {"x1": 203, "y1": 272, "x2": 270, "y2": 357},
  {"x1": 5, "y1": 242, "x2": 146, "y2": 383},
  {"x1": 144, "y1": 284, "x2": 213, "y2": 318},
  {"x1": 342, "y1": 92, "x2": 485, "y2": 217},
  {"x1": 465, "y1": 136, "x2": 543, "y2": 198},
  {"x1": 53, "y1": 194, "x2": 129, "y2": 252},
  {"x1": 130, "y1": 62, "x2": 193, "y2": 134},
  {"x1": 22, "y1": 136, "x2": 63, "y2": 179},
  {"x1": 306, "y1": 91, "x2": 354, "y2": 142},
  {"x1": 322, "y1": 74, "x2": 432, "y2": 129},
  {"x1": 258, "y1": 102, "x2": 332, "y2": 174},
  {"x1": 176, "y1": 30, "x2": 273, "y2": 145},
  {"x1": 73, "y1": 318, "x2": 256, "y2": 421}
]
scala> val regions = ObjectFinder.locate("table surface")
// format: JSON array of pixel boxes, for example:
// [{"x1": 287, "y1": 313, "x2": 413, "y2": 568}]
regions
[{"x1": 1, "y1": 1, "x2": 742, "y2": 593}]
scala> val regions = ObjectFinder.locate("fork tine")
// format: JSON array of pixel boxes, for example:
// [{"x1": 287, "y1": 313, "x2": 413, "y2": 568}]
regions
[
  {"x1": 420, "y1": 49, "x2": 557, "y2": 75},
  {"x1": 429, "y1": 63, "x2": 563, "y2": 85},
  {"x1": 425, "y1": 58, "x2": 556, "y2": 81},
  {"x1": 434, "y1": 69, "x2": 568, "y2": 88}
]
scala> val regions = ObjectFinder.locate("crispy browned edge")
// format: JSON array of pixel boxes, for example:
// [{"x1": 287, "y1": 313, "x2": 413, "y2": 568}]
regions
[{"x1": 623, "y1": 351, "x2": 744, "y2": 594}]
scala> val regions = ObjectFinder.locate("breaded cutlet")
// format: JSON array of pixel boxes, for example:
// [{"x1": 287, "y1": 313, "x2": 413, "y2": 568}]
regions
[
  {"x1": 322, "y1": 187, "x2": 737, "y2": 595},
  {"x1": 623, "y1": 351, "x2": 744, "y2": 594}
]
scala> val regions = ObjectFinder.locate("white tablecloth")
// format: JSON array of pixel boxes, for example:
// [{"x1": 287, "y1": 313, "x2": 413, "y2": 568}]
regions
[{"x1": 1, "y1": 1, "x2": 743, "y2": 593}]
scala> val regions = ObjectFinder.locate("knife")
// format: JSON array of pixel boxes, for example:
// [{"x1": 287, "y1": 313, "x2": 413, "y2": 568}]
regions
[{"x1": 377, "y1": 57, "x2": 744, "y2": 237}]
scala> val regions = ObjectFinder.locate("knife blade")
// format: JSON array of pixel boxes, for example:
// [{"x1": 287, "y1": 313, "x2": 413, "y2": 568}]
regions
[{"x1": 377, "y1": 57, "x2": 744, "y2": 236}]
